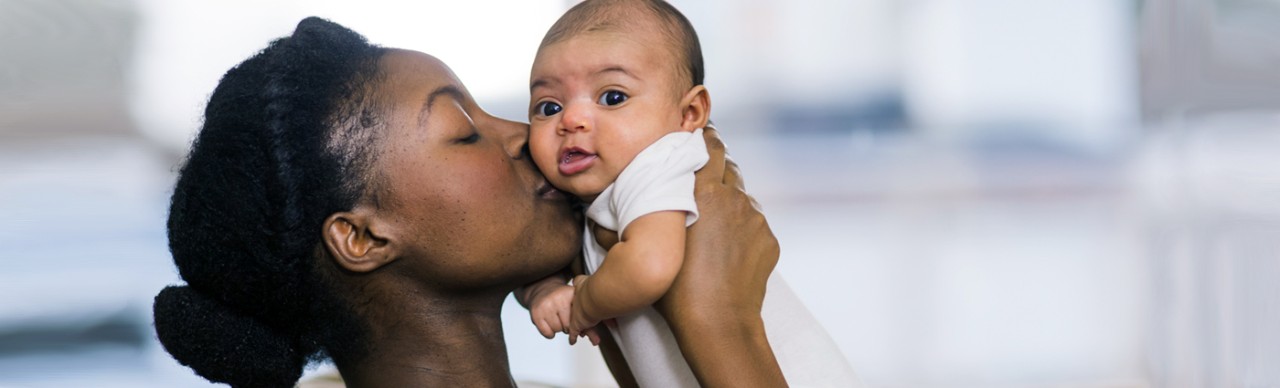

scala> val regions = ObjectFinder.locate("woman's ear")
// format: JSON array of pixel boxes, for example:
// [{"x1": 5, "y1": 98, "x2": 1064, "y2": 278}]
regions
[
  {"x1": 322, "y1": 208, "x2": 397, "y2": 273},
  {"x1": 679, "y1": 85, "x2": 711, "y2": 132}
]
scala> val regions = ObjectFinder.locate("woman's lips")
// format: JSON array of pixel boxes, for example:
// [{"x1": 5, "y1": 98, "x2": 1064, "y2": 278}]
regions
[{"x1": 558, "y1": 147, "x2": 597, "y2": 176}]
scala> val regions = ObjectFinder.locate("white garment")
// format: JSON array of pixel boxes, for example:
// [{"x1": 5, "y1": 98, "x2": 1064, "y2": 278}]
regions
[{"x1": 583, "y1": 128, "x2": 863, "y2": 387}]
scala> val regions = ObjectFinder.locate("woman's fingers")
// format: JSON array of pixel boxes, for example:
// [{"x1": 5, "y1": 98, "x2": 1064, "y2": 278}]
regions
[
  {"x1": 698, "y1": 125, "x2": 728, "y2": 185},
  {"x1": 657, "y1": 123, "x2": 788, "y2": 384},
  {"x1": 723, "y1": 157, "x2": 746, "y2": 189},
  {"x1": 699, "y1": 124, "x2": 748, "y2": 190}
]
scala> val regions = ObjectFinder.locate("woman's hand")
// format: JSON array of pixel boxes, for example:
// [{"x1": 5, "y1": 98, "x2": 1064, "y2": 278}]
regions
[
  {"x1": 587, "y1": 124, "x2": 785, "y2": 386},
  {"x1": 655, "y1": 124, "x2": 787, "y2": 387}
]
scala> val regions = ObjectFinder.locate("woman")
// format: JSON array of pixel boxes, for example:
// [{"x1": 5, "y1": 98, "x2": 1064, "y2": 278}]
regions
[{"x1": 153, "y1": 17, "x2": 785, "y2": 387}]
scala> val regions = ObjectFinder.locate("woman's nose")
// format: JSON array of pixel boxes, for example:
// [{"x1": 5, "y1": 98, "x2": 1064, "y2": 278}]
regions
[{"x1": 492, "y1": 117, "x2": 529, "y2": 159}]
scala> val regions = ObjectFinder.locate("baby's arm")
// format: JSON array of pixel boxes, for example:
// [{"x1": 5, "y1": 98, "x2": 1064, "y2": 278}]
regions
[
  {"x1": 517, "y1": 271, "x2": 574, "y2": 339},
  {"x1": 569, "y1": 210, "x2": 686, "y2": 334}
]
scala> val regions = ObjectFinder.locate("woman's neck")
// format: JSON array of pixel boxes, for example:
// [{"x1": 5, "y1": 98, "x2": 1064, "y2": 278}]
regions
[{"x1": 336, "y1": 281, "x2": 516, "y2": 387}]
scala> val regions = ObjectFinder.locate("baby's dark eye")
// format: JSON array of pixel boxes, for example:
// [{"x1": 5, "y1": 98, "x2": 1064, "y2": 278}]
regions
[
  {"x1": 536, "y1": 101, "x2": 562, "y2": 117},
  {"x1": 598, "y1": 90, "x2": 628, "y2": 106}
]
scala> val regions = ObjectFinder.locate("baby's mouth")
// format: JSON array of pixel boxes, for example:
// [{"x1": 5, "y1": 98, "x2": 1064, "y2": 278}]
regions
[{"x1": 558, "y1": 147, "x2": 597, "y2": 176}]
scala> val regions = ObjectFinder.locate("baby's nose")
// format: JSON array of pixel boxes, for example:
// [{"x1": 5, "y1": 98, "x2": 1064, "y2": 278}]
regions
[{"x1": 558, "y1": 104, "x2": 591, "y2": 134}]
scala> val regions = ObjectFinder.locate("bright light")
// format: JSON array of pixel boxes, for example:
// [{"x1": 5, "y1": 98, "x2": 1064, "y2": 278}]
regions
[{"x1": 127, "y1": 0, "x2": 565, "y2": 152}]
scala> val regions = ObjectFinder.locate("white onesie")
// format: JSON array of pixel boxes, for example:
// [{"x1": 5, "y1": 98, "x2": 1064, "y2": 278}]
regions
[{"x1": 582, "y1": 128, "x2": 864, "y2": 387}]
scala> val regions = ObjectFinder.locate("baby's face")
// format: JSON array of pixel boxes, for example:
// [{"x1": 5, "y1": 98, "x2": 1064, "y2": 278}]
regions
[{"x1": 528, "y1": 31, "x2": 687, "y2": 201}]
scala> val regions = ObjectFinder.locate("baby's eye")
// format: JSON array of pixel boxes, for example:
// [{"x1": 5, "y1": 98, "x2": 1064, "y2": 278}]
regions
[
  {"x1": 535, "y1": 101, "x2": 562, "y2": 117},
  {"x1": 598, "y1": 90, "x2": 628, "y2": 106}
]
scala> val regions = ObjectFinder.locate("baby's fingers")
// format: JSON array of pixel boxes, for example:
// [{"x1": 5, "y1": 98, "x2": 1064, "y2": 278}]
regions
[
  {"x1": 583, "y1": 327, "x2": 602, "y2": 347},
  {"x1": 534, "y1": 317, "x2": 556, "y2": 339},
  {"x1": 557, "y1": 308, "x2": 572, "y2": 335}
]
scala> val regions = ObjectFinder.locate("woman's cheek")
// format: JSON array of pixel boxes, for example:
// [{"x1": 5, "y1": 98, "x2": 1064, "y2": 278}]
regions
[{"x1": 456, "y1": 152, "x2": 520, "y2": 204}]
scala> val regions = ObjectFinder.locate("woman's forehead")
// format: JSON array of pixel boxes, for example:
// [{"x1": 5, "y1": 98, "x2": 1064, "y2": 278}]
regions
[{"x1": 379, "y1": 49, "x2": 468, "y2": 96}]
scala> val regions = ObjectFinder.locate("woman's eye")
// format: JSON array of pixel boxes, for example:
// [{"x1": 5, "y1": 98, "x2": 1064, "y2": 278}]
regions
[
  {"x1": 459, "y1": 132, "x2": 480, "y2": 144},
  {"x1": 536, "y1": 101, "x2": 562, "y2": 117},
  {"x1": 598, "y1": 90, "x2": 628, "y2": 106}
]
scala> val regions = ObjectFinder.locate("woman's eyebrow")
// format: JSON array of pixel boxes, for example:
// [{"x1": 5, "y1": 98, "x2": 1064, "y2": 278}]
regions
[{"x1": 420, "y1": 85, "x2": 465, "y2": 122}]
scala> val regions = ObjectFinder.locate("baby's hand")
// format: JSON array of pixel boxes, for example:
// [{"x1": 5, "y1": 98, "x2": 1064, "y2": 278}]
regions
[
  {"x1": 573, "y1": 325, "x2": 602, "y2": 347},
  {"x1": 568, "y1": 275, "x2": 604, "y2": 343},
  {"x1": 528, "y1": 284, "x2": 575, "y2": 340}
]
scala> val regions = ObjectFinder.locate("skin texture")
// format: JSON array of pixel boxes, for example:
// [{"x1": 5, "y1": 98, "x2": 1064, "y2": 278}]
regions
[{"x1": 313, "y1": 50, "x2": 782, "y2": 387}]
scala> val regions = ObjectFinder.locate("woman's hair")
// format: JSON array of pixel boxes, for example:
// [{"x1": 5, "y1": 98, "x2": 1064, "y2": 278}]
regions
[{"x1": 153, "y1": 17, "x2": 387, "y2": 387}]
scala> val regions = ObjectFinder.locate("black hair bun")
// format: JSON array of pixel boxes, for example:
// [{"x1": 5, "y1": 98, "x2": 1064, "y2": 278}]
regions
[{"x1": 153, "y1": 285, "x2": 306, "y2": 388}]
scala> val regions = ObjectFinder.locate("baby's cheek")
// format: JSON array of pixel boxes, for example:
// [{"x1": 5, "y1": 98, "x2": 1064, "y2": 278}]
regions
[
  {"x1": 528, "y1": 137, "x2": 559, "y2": 173},
  {"x1": 529, "y1": 138, "x2": 552, "y2": 161}
]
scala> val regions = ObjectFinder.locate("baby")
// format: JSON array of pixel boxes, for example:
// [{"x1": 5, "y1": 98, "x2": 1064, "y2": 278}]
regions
[{"x1": 517, "y1": 1, "x2": 862, "y2": 386}]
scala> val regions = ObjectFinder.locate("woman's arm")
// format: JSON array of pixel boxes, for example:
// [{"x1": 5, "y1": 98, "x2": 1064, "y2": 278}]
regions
[{"x1": 657, "y1": 124, "x2": 786, "y2": 386}]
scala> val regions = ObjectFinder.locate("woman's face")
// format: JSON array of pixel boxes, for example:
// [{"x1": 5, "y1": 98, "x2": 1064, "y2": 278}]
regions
[{"x1": 369, "y1": 49, "x2": 580, "y2": 292}]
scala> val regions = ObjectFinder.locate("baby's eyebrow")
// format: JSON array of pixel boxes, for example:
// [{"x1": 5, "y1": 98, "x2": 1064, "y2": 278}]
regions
[
  {"x1": 529, "y1": 65, "x2": 638, "y2": 92},
  {"x1": 530, "y1": 77, "x2": 557, "y2": 92},
  {"x1": 595, "y1": 66, "x2": 637, "y2": 80}
]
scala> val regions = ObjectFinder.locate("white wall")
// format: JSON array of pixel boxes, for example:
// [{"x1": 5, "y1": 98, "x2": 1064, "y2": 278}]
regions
[{"x1": 902, "y1": 0, "x2": 1138, "y2": 149}]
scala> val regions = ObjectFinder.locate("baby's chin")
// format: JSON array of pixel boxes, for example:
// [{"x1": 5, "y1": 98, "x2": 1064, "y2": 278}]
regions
[{"x1": 553, "y1": 177, "x2": 606, "y2": 203}]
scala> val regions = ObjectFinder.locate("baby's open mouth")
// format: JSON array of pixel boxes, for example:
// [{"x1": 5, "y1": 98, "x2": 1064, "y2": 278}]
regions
[{"x1": 558, "y1": 147, "x2": 597, "y2": 176}]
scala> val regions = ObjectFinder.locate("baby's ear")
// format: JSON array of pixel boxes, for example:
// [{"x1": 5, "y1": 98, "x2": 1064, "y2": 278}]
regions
[{"x1": 678, "y1": 85, "x2": 710, "y2": 132}]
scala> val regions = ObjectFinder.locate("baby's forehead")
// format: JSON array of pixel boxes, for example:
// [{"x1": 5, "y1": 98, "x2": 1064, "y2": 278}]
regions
[
  {"x1": 538, "y1": 1, "x2": 696, "y2": 87},
  {"x1": 585, "y1": 22, "x2": 687, "y2": 73},
  {"x1": 576, "y1": 31, "x2": 687, "y2": 88},
  {"x1": 574, "y1": 12, "x2": 679, "y2": 51}
]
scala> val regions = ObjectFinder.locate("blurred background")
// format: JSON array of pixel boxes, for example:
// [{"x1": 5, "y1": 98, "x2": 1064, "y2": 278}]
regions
[{"x1": 1, "y1": 0, "x2": 1278, "y2": 387}]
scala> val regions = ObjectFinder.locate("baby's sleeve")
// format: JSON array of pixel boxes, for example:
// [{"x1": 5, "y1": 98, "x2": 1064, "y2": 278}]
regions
[{"x1": 608, "y1": 128, "x2": 710, "y2": 237}]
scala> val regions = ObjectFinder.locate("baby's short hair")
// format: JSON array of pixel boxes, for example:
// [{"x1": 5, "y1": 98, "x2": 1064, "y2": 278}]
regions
[{"x1": 539, "y1": 0, "x2": 704, "y2": 89}]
